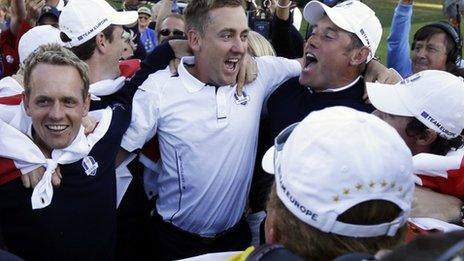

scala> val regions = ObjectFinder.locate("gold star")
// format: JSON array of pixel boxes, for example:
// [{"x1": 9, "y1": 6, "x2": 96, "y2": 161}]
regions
[
  {"x1": 343, "y1": 188, "x2": 350, "y2": 195},
  {"x1": 369, "y1": 181, "x2": 375, "y2": 188},
  {"x1": 390, "y1": 182, "x2": 396, "y2": 188},
  {"x1": 398, "y1": 186, "x2": 403, "y2": 192},
  {"x1": 333, "y1": 195, "x2": 340, "y2": 202},
  {"x1": 381, "y1": 180, "x2": 388, "y2": 187},
  {"x1": 355, "y1": 183, "x2": 363, "y2": 191}
]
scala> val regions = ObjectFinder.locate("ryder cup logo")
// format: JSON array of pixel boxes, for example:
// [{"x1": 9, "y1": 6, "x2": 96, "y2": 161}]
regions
[{"x1": 82, "y1": 156, "x2": 99, "y2": 176}]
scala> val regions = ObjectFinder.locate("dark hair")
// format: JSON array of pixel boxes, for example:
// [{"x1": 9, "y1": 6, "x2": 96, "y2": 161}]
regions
[
  {"x1": 382, "y1": 230, "x2": 464, "y2": 261},
  {"x1": 60, "y1": 25, "x2": 117, "y2": 61},
  {"x1": 412, "y1": 22, "x2": 462, "y2": 67},
  {"x1": 405, "y1": 118, "x2": 464, "y2": 155}
]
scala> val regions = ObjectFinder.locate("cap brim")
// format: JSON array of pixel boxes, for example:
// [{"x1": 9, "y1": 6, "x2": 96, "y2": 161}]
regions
[
  {"x1": 303, "y1": 1, "x2": 328, "y2": 25},
  {"x1": 110, "y1": 10, "x2": 138, "y2": 25},
  {"x1": 366, "y1": 82, "x2": 414, "y2": 117},
  {"x1": 261, "y1": 146, "x2": 276, "y2": 174}
]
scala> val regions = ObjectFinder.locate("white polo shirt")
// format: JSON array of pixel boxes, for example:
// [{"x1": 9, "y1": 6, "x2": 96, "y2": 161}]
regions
[{"x1": 122, "y1": 56, "x2": 300, "y2": 236}]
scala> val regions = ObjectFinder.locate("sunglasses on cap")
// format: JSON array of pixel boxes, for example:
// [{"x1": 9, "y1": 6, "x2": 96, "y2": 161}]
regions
[
  {"x1": 273, "y1": 122, "x2": 299, "y2": 172},
  {"x1": 159, "y1": 29, "x2": 185, "y2": 37}
]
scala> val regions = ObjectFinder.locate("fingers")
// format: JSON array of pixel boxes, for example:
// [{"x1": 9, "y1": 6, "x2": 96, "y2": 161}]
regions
[
  {"x1": 21, "y1": 166, "x2": 46, "y2": 189},
  {"x1": 21, "y1": 174, "x2": 31, "y2": 188},
  {"x1": 169, "y1": 58, "x2": 180, "y2": 75},
  {"x1": 51, "y1": 166, "x2": 62, "y2": 188},
  {"x1": 82, "y1": 116, "x2": 97, "y2": 135}
]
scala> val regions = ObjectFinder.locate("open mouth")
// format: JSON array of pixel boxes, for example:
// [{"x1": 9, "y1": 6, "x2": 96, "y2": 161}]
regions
[
  {"x1": 304, "y1": 52, "x2": 318, "y2": 69},
  {"x1": 225, "y1": 58, "x2": 239, "y2": 72},
  {"x1": 46, "y1": 124, "x2": 69, "y2": 132}
]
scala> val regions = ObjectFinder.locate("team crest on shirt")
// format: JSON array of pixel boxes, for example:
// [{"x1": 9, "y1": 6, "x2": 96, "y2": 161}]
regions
[{"x1": 82, "y1": 156, "x2": 99, "y2": 176}]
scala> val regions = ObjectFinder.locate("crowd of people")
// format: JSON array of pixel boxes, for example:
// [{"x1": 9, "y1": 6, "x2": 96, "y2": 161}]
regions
[{"x1": 0, "y1": 0, "x2": 463, "y2": 260}]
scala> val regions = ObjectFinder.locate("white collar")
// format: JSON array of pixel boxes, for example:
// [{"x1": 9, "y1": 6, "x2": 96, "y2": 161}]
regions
[
  {"x1": 89, "y1": 76, "x2": 126, "y2": 101},
  {"x1": 178, "y1": 56, "x2": 234, "y2": 93},
  {"x1": 319, "y1": 76, "x2": 361, "y2": 93}
]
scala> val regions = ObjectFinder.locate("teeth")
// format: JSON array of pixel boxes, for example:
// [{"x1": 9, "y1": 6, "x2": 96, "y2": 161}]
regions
[
  {"x1": 47, "y1": 125, "x2": 67, "y2": 131},
  {"x1": 226, "y1": 59, "x2": 239, "y2": 63}
]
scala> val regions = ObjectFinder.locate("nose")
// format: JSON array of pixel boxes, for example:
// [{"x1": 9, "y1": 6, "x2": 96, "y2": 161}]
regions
[
  {"x1": 307, "y1": 32, "x2": 319, "y2": 50},
  {"x1": 231, "y1": 36, "x2": 246, "y2": 54},
  {"x1": 48, "y1": 101, "x2": 64, "y2": 121}
]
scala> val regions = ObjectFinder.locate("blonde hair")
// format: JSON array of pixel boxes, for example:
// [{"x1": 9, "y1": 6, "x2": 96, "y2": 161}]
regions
[
  {"x1": 247, "y1": 30, "x2": 275, "y2": 57},
  {"x1": 23, "y1": 43, "x2": 89, "y2": 99},
  {"x1": 267, "y1": 184, "x2": 407, "y2": 260}
]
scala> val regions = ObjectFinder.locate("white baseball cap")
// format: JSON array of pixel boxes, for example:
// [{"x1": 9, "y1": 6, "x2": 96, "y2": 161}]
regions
[
  {"x1": 59, "y1": 0, "x2": 137, "y2": 47},
  {"x1": 367, "y1": 70, "x2": 464, "y2": 139},
  {"x1": 262, "y1": 106, "x2": 414, "y2": 237},
  {"x1": 303, "y1": 0, "x2": 382, "y2": 62},
  {"x1": 18, "y1": 25, "x2": 64, "y2": 65}
]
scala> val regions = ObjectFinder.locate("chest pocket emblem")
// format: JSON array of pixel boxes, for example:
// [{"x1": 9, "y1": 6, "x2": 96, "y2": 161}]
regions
[{"x1": 82, "y1": 156, "x2": 99, "y2": 176}]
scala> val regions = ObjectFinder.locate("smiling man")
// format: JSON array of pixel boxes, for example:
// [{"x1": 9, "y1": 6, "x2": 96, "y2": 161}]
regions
[
  {"x1": 266, "y1": 0, "x2": 381, "y2": 138},
  {"x1": 0, "y1": 43, "x2": 133, "y2": 260},
  {"x1": 121, "y1": 0, "x2": 302, "y2": 259}
]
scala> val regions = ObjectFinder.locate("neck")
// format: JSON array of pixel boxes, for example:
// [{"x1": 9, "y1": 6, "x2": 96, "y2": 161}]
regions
[
  {"x1": 32, "y1": 128, "x2": 52, "y2": 158},
  {"x1": 86, "y1": 57, "x2": 120, "y2": 84}
]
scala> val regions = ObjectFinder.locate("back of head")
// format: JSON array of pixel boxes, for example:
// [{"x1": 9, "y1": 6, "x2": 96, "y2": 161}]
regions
[
  {"x1": 382, "y1": 230, "x2": 464, "y2": 261},
  {"x1": 247, "y1": 30, "x2": 275, "y2": 57},
  {"x1": 18, "y1": 25, "x2": 64, "y2": 65},
  {"x1": 183, "y1": 0, "x2": 244, "y2": 35},
  {"x1": 262, "y1": 106, "x2": 414, "y2": 259}
]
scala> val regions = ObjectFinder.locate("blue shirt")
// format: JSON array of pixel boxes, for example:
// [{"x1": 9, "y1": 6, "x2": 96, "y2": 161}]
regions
[
  {"x1": 387, "y1": 3, "x2": 413, "y2": 78},
  {"x1": 140, "y1": 28, "x2": 157, "y2": 54}
]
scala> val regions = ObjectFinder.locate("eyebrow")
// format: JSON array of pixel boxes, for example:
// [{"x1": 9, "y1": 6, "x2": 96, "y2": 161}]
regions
[{"x1": 218, "y1": 28, "x2": 249, "y2": 34}]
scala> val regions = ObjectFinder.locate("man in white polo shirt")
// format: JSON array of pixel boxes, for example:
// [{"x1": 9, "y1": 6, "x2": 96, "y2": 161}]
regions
[{"x1": 121, "y1": 0, "x2": 302, "y2": 259}]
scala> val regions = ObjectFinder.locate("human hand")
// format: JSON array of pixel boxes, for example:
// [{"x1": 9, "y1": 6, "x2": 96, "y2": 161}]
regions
[
  {"x1": 21, "y1": 165, "x2": 62, "y2": 189},
  {"x1": 82, "y1": 116, "x2": 97, "y2": 135},
  {"x1": 236, "y1": 54, "x2": 258, "y2": 96},
  {"x1": 25, "y1": 0, "x2": 45, "y2": 25},
  {"x1": 411, "y1": 186, "x2": 463, "y2": 223}
]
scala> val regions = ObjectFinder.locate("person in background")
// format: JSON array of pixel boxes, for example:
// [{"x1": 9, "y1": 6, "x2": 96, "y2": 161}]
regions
[
  {"x1": 387, "y1": 0, "x2": 464, "y2": 77},
  {"x1": 156, "y1": 13, "x2": 185, "y2": 44},
  {"x1": 138, "y1": 6, "x2": 157, "y2": 54},
  {"x1": 367, "y1": 70, "x2": 464, "y2": 223}
]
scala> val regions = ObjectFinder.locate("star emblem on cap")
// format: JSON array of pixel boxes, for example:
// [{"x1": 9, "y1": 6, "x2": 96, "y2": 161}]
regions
[
  {"x1": 343, "y1": 188, "x2": 350, "y2": 195},
  {"x1": 390, "y1": 182, "x2": 396, "y2": 188},
  {"x1": 333, "y1": 195, "x2": 340, "y2": 203},
  {"x1": 398, "y1": 186, "x2": 403, "y2": 192},
  {"x1": 369, "y1": 181, "x2": 375, "y2": 188},
  {"x1": 381, "y1": 180, "x2": 387, "y2": 187},
  {"x1": 355, "y1": 183, "x2": 363, "y2": 191}
]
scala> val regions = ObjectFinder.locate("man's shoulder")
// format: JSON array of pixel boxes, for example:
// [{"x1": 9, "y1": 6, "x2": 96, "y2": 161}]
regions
[{"x1": 139, "y1": 67, "x2": 174, "y2": 92}]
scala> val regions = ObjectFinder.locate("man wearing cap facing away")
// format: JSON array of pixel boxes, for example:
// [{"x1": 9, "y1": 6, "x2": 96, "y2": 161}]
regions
[
  {"x1": 184, "y1": 106, "x2": 414, "y2": 260},
  {"x1": 367, "y1": 70, "x2": 464, "y2": 223},
  {"x1": 262, "y1": 107, "x2": 414, "y2": 260}
]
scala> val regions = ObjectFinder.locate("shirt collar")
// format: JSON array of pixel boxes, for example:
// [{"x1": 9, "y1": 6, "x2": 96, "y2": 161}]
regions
[
  {"x1": 178, "y1": 56, "x2": 234, "y2": 93},
  {"x1": 320, "y1": 76, "x2": 361, "y2": 93}
]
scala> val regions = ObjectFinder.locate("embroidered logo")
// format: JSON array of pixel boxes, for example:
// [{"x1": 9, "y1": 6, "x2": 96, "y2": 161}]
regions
[
  {"x1": 400, "y1": 73, "x2": 421, "y2": 85},
  {"x1": 82, "y1": 156, "x2": 99, "y2": 176},
  {"x1": 234, "y1": 91, "x2": 250, "y2": 105}
]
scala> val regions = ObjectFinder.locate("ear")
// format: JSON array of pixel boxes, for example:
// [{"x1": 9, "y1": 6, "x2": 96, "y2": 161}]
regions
[
  {"x1": 22, "y1": 91, "x2": 32, "y2": 117},
  {"x1": 187, "y1": 29, "x2": 202, "y2": 53},
  {"x1": 264, "y1": 210, "x2": 279, "y2": 244},
  {"x1": 349, "y1": 46, "x2": 370, "y2": 66},
  {"x1": 95, "y1": 32, "x2": 107, "y2": 53},
  {"x1": 416, "y1": 128, "x2": 438, "y2": 146},
  {"x1": 82, "y1": 93, "x2": 90, "y2": 117}
]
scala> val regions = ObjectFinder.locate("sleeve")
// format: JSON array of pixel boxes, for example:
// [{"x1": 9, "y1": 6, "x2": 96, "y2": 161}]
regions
[
  {"x1": 120, "y1": 76, "x2": 161, "y2": 152},
  {"x1": 386, "y1": 3, "x2": 414, "y2": 77},
  {"x1": 255, "y1": 56, "x2": 301, "y2": 98},
  {"x1": 271, "y1": 14, "x2": 304, "y2": 59}
]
